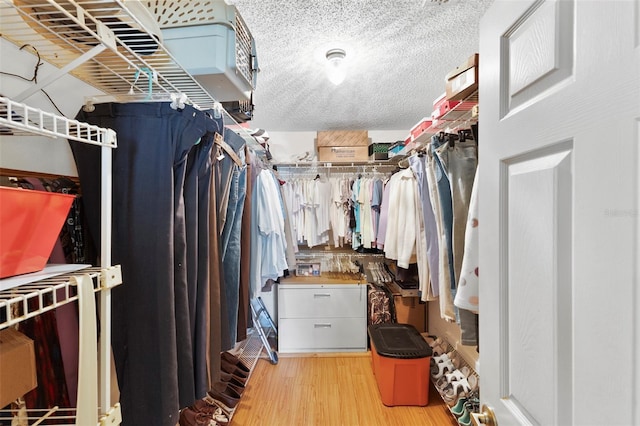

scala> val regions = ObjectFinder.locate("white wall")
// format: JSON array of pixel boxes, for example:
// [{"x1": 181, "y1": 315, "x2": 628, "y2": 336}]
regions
[
  {"x1": 428, "y1": 301, "x2": 479, "y2": 369},
  {"x1": 267, "y1": 129, "x2": 408, "y2": 163},
  {"x1": 0, "y1": 39, "x2": 108, "y2": 176}
]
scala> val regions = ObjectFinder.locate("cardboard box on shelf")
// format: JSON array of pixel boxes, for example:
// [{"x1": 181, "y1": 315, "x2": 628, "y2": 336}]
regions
[
  {"x1": 316, "y1": 130, "x2": 369, "y2": 147},
  {"x1": 0, "y1": 328, "x2": 37, "y2": 408},
  {"x1": 446, "y1": 53, "x2": 479, "y2": 101},
  {"x1": 409, "y1": 118, "x2": 433, "y2": 141},
  {"x1": 393, "y1": 296, "x2": 426, "y2": 332},
  {"x1": 317, "y1": 145, "x2": 369, "y2": 162},
  {"x1": 432, "y1": 99, "x2": 476, "y2": 120},
  {"x1": 368, "y1": 143, "x2": 391, "y2": 161},
  {"x1": 387, "y1": 140, "x2": 406, "y2": 158}
]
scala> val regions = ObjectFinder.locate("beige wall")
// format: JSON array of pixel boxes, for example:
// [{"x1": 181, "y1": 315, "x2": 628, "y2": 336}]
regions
[{"x1": 428, "y1": 301, "x2": 479, "y2": 370}]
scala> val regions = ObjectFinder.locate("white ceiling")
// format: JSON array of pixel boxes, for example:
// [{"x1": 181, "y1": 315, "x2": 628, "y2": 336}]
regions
[{"x1": 231, "y1": 0, "x2": 494, "y2": 132}]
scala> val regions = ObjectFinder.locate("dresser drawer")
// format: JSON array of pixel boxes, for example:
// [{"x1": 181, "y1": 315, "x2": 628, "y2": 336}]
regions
[
  {"x1": 278, "y1": 317, "x2": 367, "y2": 352},
  {"x1": 278, "y1": 285, "x2": 365, "y2": 319}
]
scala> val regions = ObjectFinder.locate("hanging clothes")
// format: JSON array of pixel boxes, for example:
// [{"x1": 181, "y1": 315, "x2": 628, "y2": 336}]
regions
[
  {"x1": 358, "y1": 177, "x2": 374, "y2": 249},
  {"x1": 179, "y1": 133, "x2": 215, "y2": 400},
  {"x1": 274, "y1": 170, "x2": 298, "y2": 271},
  {"x1": 454, "y1": 166, "x2": 479, "y2": 346},
  {"x1": 328, "y1": 177, "x2": 346, "y2": 247},
  {"x1": 207, "y1": 149, "x2": 223, "y2": 390},
  {"x1": 350, "y1": 177, "x2": 363, "y2": 249},
  {"x1": 237, "y1": 146, "x2": 255, "y2": 343},
  {"x1": 281, "y1": 175, "x2": 302, "y2": 252},
  {"x1": 383, "y1": 168, "x2": 420, "y2": 268},
  {"x1": 371, "y1": 178, "x2": 384, "y2": 246},
  {"x1": 441, "y1": 138, "x2": 478, "y2": 345},
  {"x1": 439, "y1": 139, "x2": 478, "y2": 289},
  {"x1": 218, "y1": 130, "x2": 248, "y2": 352},
  {"x1": 376, "y1": 176, "x2": 392, "y2": 251},
  {"x1": 70, "y1": 102, "x2": 223, "y2": 426},
  {"x1": 301, "y1": 177, "x2": 331, "y2": 248},
  {"x1": 429, "y1": 134, "x2": 457, "y2": 321},
  {"x1": 250, "y1": 168, "x2": 288, "y2": 295},
  {"x1": 409, "y1": 154, "x2": 440, "y2": 300}
]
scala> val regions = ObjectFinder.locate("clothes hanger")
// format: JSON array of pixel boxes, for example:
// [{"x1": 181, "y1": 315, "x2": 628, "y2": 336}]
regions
[
  {"x1": 83, "y1": 92, "x2": 191, "y2": 112},
  {"x1": 82, "y1": 67, "x2": 192, "y2": 112},
  {"x1": 447, "y1": 132, "x2": 458, "y2": 148},
  {"x1": 458, "y1": 129, "x2": 466, "y2": 143}
]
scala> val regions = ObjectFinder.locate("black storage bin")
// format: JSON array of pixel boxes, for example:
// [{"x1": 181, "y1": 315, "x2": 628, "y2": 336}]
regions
[{"x1": 368, "y1": 323, "x2": 432, "y2": 358}]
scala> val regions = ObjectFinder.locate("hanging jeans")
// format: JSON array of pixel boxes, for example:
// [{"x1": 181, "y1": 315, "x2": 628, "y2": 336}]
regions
[
  {"x1": 430, "y1": 135, "x2": 456, "y2": 321},
  {"x1": 444, "y1": 141, "x2": 478, "y2": 346},
  {"x1": 409, "y1": 155, "x2": 440, "y2": 300},
  {"x1": 70, "y1": 102, "x2": 222, "y2": 426},
  {"x1": 218, "y1": 129, "x2": 247, "y2": 351},
  {"x1": 434, "y1": 136, "x2": 479, "y2": 346}
]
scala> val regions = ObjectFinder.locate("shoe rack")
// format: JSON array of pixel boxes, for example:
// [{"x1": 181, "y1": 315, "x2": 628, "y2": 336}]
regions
[
  {"x1": 425, "y1": 334, "x2": 481, "y2": 425},
  {"x1": 0, "y1": 97, "x2": 122, "y2": 425}
]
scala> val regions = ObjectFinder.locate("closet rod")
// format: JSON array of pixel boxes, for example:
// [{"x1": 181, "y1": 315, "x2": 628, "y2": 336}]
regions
[
  {"x1": 276, "y1": 165, "x2": 397, "y2": 175},
  {"x1": 296, "y1": 251, "x2": 384, "y2": 259},
  {"x1": 274, "y1": 161, "x2": 397, "y2": 169}
]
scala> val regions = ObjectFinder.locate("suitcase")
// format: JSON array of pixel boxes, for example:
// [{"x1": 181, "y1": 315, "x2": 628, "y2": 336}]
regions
[{"x1": 367, "y1": 284, "x2": 396, "y2": 325}]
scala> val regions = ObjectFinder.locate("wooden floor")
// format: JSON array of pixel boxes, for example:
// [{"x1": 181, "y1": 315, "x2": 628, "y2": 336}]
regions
[{"x1": 230, "y1": 353, "x2": 458, "y2": 426}]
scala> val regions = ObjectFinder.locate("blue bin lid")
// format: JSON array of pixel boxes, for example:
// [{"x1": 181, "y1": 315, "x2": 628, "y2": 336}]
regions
[{"x1": 368, "y1": 323, "x2": 432, "y2": 359}]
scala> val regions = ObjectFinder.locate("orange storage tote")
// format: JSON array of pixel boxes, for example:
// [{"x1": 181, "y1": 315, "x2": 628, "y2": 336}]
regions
[
  {"x1": 0, "y1": 186, "x2": 75, "y2": 279},
  {"x1": 368, "y1": 323, "x2": 432, "y2": 406}
]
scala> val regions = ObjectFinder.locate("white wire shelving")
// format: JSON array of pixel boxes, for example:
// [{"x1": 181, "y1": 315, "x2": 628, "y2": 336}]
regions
[
  {"x1": 0, "y1": 96, "x2": 117, "y2": 146},
  {"x1": 0, "y1": 266, "x2": 123, "y2": 425},
  {"x1": 0, "y1": 0, "x2": 214, "y2": 108},
  {"x1": 0, "y1": 97, "x2": 121, "y2": 425},
  {"x1": 399, "y1": 89, "x2": 479, "y2": 156},
  {"x1": 0, "y1": 0, "x2": 264, "y2": 152},
  {"x1": 0, "y1": 1, "x2": 263, "y2": 423},
  {"x1": 0, "y1": 266, "x2": 121, "y2": 330}
]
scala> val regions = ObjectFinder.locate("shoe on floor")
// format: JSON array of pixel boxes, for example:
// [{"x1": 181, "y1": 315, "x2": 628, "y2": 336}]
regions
[
  {"x1": 191, "y1": 400, "x2": 229, "y2": 426},
  {"x1": 179, "y1": 406, "x2": 215, "y2": 426},
  {"x1": 206, "y1": 382, "x2": 241, "y2": 413},
  {"x1": 221, "y1": 351, "x2": 250, "y2": 373},
  {"x1": 221, "y1": 359, "x2": 248, "y2": 378},
  {"x1": 220, "y1": 370, "x2": 247, "y2": 387}
]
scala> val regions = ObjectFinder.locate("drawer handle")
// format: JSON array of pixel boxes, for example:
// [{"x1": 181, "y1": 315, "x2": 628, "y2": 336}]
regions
[
  {"x1": 314, "y1": 323, "x2": 332, "y2": 328},
  {"x1": 313, "y1": 293, "x2": 331, "y2": 298}
]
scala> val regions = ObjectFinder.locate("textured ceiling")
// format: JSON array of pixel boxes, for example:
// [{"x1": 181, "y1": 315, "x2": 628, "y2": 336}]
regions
[{"x1": 230, "y1": 0, "x2": 494, "y2": 131}]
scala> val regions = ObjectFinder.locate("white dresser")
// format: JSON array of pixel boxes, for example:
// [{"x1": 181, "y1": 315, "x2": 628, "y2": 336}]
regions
[{"x1": 277, "y1": 277, "x2": 367, "y2": 353}]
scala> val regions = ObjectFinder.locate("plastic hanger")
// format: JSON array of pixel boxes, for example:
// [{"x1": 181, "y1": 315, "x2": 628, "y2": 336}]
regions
[{"x1": 82, "y1": 67, "x2": 191, "y2": 112}]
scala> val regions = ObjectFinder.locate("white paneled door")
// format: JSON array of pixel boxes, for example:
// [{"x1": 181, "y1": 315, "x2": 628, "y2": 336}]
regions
[{"x1": 479, "y1": 1, "x2": 639, "y2": 425}]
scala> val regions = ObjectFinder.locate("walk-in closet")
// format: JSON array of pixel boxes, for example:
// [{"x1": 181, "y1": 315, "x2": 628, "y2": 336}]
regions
[{"x1": 1, "y1": 1, "x2": 638, "y2": 425}]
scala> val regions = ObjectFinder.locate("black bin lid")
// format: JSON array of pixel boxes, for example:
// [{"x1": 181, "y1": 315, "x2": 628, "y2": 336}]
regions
[{"x1": 368, "y1": 323, "x2": 433, "y2": 359}]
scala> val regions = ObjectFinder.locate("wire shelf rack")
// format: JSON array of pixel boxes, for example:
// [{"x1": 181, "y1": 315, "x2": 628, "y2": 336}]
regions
[
  {"x1": 0, "y1": 96, "x2": 117, "y2": 146},
  {"x1": 1, "y1": 0, "x2": 216, "y2": 108}
]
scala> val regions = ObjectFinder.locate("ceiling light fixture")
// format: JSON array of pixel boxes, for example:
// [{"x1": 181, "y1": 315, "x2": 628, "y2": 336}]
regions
[{"x1": 326, "y1": 48, "x2": 347, "y2": 85}]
